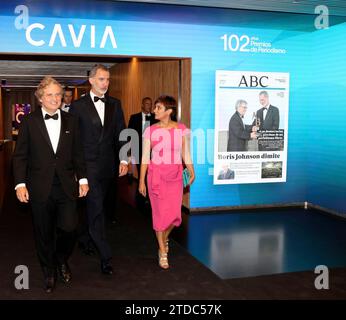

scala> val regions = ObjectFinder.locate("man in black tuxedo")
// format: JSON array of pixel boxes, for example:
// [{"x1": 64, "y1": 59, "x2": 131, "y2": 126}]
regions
[
  {"x1": 69, "y1": 64, "x2": 128, "y2": 275},
  {"x1": 227, "y1": 99, "x2": 257, "y2": 152},
  {"x1": 128, "y1": 97, "x2": 157, "y2": 211},
  {"x1": 253, "y1": 91, "x2": 280, "y2": 130},
  {"x1": 60, "y1": 87, "x2": 73, "y2": 112},
  {"x1": 128, "y1": 97, "x2": 157, "y2": 177},
  {"x1": 13, "y1": 77, "x2": 89, "y2": 293}
]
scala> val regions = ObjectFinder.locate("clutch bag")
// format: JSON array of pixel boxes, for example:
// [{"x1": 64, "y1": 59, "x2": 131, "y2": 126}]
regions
[{"x1": 183, "y1": 168, "x2": 190, "y2": 188}]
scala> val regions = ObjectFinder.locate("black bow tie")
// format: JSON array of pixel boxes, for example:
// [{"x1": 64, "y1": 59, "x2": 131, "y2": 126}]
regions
[
  {"x1": 145, "y1": 115, "x2": 151, "y2": 121},
  {"x1": 94, "y1": 96, "x2": 106, "y2": 103},
  {"x1": 44, "y1": 113, "x2": 59, "y2": 120}
]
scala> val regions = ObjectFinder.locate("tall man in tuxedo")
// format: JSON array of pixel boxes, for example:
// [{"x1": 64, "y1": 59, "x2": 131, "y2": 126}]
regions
[
  {"x1": 128, "y1": 97, "x2": 157, "y2": 210},
  {"x1": 13, "y1": 77, "x2": 89, "y2": 293},
  {"x1": 227, "y1": 99, "x2": 257, "y2": 152},
  {"x1": 253, "y1": 91, "x2": 280, "y2": 130},
  {"x1": 70, "y1": 64, "x2": 128, "y2": 275}
]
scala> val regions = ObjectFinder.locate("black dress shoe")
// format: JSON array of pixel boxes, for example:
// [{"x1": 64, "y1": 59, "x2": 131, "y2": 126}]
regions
[
  {"x1": 57, "y1": 262, "x2": 72, "y2": 284},
  {"x1": 44, "y1": 276, "x2": 56, "y2": 293},
  {"x1": 101, "y1": 260, "x2": 113, "y2": 275}
]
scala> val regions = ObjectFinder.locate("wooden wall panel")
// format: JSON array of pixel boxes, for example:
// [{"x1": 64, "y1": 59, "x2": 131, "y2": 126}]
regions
[
  {"x1": 109, "y1": 59, "x2": 180, "y2": 125},
  {"x1": 181, "y1": 59, "x2": 191, "y2": 208},
  {"x1": 180, "y1": 59, "x2": 191, "y2": 127},
  {"x1": 76, "y1": 85, "x2": 90, "y2": 99}
]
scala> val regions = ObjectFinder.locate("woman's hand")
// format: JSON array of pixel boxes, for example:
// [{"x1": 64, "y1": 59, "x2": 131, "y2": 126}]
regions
[
  {"x1": 188, "y1": 169, "x2": 195, "y2": 186},
  {"x1": 138, "y1": 180, "x2": 146, "y2": 197}
]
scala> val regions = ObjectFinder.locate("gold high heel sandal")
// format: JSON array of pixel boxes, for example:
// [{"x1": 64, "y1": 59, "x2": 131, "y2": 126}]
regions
[{"x1": 158, "y1": 250, "x2": 169, "y2": 269}]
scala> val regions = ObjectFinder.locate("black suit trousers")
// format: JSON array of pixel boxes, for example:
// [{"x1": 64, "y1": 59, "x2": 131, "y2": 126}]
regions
[
  {"x1": 86, "y1": 176, "x2": 113, "y2": 261},
  {"x1": 30, "y1": 180, "x2": 77, "y2": 276}
]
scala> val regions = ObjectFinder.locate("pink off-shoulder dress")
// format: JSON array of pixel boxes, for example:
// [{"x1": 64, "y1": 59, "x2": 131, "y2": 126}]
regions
[{"x1": 143, "y1": 123, "x2": 189, "y2": 231}]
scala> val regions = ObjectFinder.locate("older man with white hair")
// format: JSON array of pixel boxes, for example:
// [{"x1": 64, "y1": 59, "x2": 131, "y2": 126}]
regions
[{"x1": 227, "y1": 99, "x2": 257, "y2": 152}]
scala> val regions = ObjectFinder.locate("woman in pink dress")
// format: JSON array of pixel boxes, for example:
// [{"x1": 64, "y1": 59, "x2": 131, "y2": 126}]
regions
[{"x1": 139, "y1": 95, "x2": 195, "y2": 269}]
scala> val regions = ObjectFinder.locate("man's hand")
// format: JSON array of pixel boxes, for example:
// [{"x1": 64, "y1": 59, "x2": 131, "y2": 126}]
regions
[
  {"x1": 16, "y1": 186, "x2": 29, "y2": 203},
  {"x1": 119, "y1": 163, "x2": 128, "y2": 177},
  {"x1": 79, "y1": 184, "x2": 89, "y2": 197}
]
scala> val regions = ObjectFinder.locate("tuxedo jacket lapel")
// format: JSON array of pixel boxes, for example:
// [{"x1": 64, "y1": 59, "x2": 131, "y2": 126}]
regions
[
  {"x1": 263, "y1": 107, "x2": 271, "y2": 126},
  {"x1": 33, "y1": 109, "x2": 55, "y2": 154},
  {"x1": 266, "y1": 105, "x2": 273, "y2": 119},
  {"x1": 236, "y1": 112, "x2": 245, "y2": 128},
  {"x1": 102, "y1": 99, "x2": 115, "y2": 140},
  {"x1": 86, "y1": 94, "x2": 103, "y2": 130},
  {"x1": 84, "y1": 94, "x2": 104, "y2": 144},
  {"x1": 56, "y1": 111, "x2": 68, "y2": 155},
  {"x1": 135, "y1": 113, "x2": 142, "y2": 134}
]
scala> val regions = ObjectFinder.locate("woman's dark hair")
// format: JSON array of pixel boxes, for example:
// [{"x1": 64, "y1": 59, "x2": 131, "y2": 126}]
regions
[{"x1": 154, "y1": 95, "x2": 177, "y2": 121}]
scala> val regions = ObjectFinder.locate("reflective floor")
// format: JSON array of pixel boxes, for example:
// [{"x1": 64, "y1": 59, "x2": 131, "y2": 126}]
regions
[{"x1": 175, "y1": 209, "x2": 346, "y2": 279}]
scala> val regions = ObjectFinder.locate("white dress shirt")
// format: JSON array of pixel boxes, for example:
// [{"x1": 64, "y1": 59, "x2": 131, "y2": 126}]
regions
[
  {"x1": 263, "y1": 104, "x2": 269, "y2": 120},
  {"x1": 42, "y1": 108, "x2": 61, "y2": 153},
  {"x1": 61, "y1": 103, "x2": 71, "y2": 113},
  {"x1": 89, "y1": 91, "x2": 128, "y2": 166},
  {"x1": 142, "y1": 112, "x2": 151, "y2": 132},
  {"x1": 90, "y1": 91, "x2": 105, "y2": 126}
]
